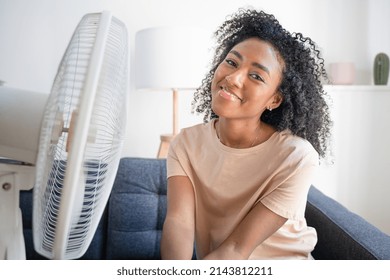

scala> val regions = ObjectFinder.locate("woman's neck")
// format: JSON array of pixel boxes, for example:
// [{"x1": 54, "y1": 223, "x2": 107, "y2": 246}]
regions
[{"x1": 215, "y1": 118, "x2": 262, "y2": 148}]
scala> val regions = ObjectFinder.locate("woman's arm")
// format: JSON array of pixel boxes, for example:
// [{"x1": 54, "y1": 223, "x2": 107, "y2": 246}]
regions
[
  {"x1": 161, "y1": 176, "x2": 196, "y2": 259},
  {"x1": 203, "y1": 202, "x2": 287, "y2": 260}
]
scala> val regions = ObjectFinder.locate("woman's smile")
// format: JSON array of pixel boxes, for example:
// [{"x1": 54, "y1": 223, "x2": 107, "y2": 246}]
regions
[{"x1": 217, "y1": 86, "x2": 243, "y2": 102}]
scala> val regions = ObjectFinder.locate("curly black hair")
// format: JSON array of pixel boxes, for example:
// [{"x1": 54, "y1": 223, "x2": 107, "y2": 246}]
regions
[{"x1": 192, "y1": 8, "x2": 331, "y2": 158}]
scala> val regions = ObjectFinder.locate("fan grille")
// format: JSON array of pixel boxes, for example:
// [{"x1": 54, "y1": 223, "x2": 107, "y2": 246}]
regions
[{"x1": 33, "y1": 13, "x2": 128, "y2": 259}]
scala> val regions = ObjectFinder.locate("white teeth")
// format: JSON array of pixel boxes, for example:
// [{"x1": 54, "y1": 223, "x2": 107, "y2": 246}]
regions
[
  {"x1": 221, "y1": 86, "x2": 241, "y2": 102},
  {"x1": 229, "y1": 93, "x2": 239, "y2": 101}
]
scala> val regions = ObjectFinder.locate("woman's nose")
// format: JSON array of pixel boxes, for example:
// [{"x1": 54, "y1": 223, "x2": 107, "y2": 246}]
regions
[{"x1": 225, "y1": 71, "x2": 244, "y2": 88}]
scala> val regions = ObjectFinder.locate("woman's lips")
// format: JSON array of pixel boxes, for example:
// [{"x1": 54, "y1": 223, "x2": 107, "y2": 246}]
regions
[{"x1": 218, "y1": 86, "x2": 243, "y2": 102}]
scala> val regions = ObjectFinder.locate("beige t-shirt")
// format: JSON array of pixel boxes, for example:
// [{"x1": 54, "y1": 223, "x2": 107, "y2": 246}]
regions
[{"x1": 167, "y1": 119, "x2": 318, "y2": 259}]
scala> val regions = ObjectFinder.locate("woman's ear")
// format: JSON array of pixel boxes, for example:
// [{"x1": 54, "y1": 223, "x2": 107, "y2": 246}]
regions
[{"x1": 268, "y1": 92, "x2": 283, "y2": 110}]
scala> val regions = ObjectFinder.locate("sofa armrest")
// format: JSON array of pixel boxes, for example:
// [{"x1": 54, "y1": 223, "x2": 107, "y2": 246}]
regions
[{"x1": 306, "y1": 186, "x2": 390, "y2": 260}]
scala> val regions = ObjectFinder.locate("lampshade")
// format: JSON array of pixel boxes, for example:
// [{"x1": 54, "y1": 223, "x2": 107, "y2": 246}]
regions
[{"x1": 135, "y1": 26, "x2": 209, "y2": 90}]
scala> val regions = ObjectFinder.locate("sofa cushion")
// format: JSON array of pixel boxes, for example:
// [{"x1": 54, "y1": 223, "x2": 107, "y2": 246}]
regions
[{"x1": 106, "y1": 158, "x2": 167, "y2": 259}]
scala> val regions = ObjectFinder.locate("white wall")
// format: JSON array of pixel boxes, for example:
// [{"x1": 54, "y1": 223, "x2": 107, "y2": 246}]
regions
[
  {"x1": 313, "y1": 86, "x2": 390, "y2": 235},
  {"x1": 0, "y1": 0, "x2": 389, "y2": 158}
]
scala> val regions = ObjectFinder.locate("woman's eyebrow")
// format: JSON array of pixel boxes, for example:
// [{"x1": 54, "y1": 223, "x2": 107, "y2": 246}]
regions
[
  {"x1": 229, "y1": 50, "x2": 270, "y2": 76},
  {"x1": 229, "y1": 50, "x2": 243, "y2": 60}
]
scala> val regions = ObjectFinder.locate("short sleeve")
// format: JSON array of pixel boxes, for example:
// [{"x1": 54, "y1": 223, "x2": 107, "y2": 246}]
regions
[
  {"x1": 260, "y1": 150, "x2": 318, "y2": 220},
  {"x1": 166, "y1": 134, "x2": 188, "y2": 179}
]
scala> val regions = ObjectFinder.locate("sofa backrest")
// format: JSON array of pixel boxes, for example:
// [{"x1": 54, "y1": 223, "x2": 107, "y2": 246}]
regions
[{"x1": 105, "y1": 157, "x2": 168, "y2": 259}]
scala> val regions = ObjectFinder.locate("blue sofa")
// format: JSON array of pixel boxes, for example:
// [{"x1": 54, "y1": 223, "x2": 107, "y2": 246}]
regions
[{"x1": 20, "y1": 157, "x2": 390, "y2": 260}]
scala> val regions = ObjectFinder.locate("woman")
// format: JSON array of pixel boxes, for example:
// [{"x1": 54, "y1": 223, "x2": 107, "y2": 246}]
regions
[{"x1": 161, "y1": 8, "x2": 331, "y2": 260}]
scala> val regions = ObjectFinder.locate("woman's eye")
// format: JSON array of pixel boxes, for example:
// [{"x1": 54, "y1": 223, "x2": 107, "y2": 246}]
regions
[
  {"x1": 225, "y1": 59, "x2": 237, "y2": 67},
  {"x1": 250, "y1": 73, "x2": 264, "y2": 82}
]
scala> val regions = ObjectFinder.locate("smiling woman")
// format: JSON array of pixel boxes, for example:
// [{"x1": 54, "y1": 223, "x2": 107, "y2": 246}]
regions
[
  {"x1": 161, "y1": 8, "x2": 331, "y2": 260},
  {"x1": 210, "y1": 38, "x2": 284, "y2": 148},
  {"x1": 193, "y1": 9, "x2": 331, "y2": 157}
]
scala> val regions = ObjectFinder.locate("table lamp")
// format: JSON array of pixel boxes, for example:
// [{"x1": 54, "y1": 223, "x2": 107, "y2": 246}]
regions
[{"x1": 135, "y1": 26, "x2": 209, "y2": 158}]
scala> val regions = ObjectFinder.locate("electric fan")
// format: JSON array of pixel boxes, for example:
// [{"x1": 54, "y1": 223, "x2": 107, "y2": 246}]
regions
[{"x1": 0, "y1": 11, "x2": 128, "y2": 260}]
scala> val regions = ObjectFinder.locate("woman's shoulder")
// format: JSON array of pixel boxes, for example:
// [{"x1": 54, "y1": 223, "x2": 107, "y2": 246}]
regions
[
  {"x1": 171, "y1": 121, "x2": 214, "y2": 147},
  {"x1": 180, "y1": 121, "x2": 210, "y2": 133},
  {"x1": 178, "y1": 121, "x2": 214, "y2": 139},
  {"x1": 273, "y1": 129, "x2": 319, "y2": 161}
]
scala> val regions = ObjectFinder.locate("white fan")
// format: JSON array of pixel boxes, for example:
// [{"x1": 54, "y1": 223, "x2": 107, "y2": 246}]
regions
[{"x1": 0, "y1": 11, "x2": 128, "y2": 260}]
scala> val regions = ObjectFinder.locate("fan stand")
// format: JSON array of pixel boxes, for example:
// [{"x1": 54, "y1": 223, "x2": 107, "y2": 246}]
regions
[{"x1": 0, "y1": 162, "x2": 35, "y2": 260}]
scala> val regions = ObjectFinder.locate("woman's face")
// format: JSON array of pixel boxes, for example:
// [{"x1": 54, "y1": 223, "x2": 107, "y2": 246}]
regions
[{"x1": 211, "y1": 37, "x2": 284, "y2": 120}]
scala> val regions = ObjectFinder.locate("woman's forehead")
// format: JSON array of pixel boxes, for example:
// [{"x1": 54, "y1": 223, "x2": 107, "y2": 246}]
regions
[{"x1": 230, "y1": 38, "x2": 284, "y2": 71}]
